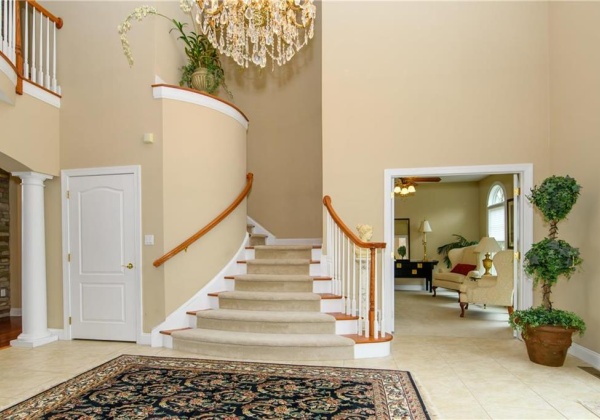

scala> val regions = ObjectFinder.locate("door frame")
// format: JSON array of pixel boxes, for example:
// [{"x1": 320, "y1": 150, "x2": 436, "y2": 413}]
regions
[
  {"x1": 61, "y1": 166, "x2": 142, "y2": 342},
  {"x1": 383, "y1": 163, "x2": 534, "y2": 332}
]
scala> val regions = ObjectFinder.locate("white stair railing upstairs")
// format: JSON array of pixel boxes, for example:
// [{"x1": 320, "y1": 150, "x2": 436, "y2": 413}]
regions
[
  {"x1": 0, "y1": 0, "x2": 63, "y2": 95},
  {"x1": 323, "y1": 196, "x2": 387, "y2": 339}
]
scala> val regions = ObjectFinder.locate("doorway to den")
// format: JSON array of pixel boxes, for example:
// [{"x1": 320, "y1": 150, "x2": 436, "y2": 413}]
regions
[{"x1": 382, "y1": 163, "x2": 534, "y2": 333}]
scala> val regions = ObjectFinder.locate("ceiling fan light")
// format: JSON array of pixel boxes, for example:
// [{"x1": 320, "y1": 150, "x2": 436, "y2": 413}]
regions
[
  {"x1": 407, "y1": 185, "x2": 416, "y2": 193},
  {"x1": 394, "y1": 185, "x2": 401, "y2": 194},
  {"x1": 401, "y1": 187, "x2": 409, "y2": 195}
]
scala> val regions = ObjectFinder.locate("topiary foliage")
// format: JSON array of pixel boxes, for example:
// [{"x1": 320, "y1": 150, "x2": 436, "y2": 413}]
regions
[
  {"x1": 528, "y1": 175, "x2": 581, "y2": 239},
  {"x1": 524, "y1": 238, "x2": 582, "y2": 287}
]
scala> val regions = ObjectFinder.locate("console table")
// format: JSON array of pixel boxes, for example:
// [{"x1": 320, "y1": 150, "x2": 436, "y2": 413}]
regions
[{"x1": 394, "y1": 260, "x2": 439, "y2": 292}]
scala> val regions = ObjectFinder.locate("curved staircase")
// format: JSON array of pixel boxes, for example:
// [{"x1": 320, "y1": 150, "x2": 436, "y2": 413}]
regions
[{"x1": 167, "y1": 244, "x2": 359, "y2": 361}]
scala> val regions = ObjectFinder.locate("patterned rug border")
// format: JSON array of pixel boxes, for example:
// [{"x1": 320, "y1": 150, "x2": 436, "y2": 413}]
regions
[{"x1": 1, "y1": 354, "x2": 430, "y2": 419}]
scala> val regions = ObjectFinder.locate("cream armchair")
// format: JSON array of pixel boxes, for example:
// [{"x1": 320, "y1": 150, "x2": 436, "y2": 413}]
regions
[
  {"x1": 432, "y1": 245, "x2": 483, "y2": 297},
  {"x1": 459, "y1": 250, "x2": 514, "y2": 317}
]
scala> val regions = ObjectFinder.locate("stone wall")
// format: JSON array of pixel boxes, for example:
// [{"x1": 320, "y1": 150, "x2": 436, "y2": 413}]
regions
[{"x1": 0, "y1": 170, "x2": 9, "y2": 317}]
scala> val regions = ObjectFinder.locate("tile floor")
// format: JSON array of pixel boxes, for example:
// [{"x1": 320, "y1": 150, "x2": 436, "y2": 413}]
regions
[{"x1": 0, "y1": 289, "x2": 599, "y2": 419}]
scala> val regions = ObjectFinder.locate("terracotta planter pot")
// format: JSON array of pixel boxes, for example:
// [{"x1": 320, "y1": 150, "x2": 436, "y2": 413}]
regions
[{"x1": 522, "y1": 325, "x2": 578, "y2": 367}]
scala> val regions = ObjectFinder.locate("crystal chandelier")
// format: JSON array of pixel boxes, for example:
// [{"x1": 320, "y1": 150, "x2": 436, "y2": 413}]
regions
[{"x1": 189, "y1": 0, "x2": 316, "y2": 69}]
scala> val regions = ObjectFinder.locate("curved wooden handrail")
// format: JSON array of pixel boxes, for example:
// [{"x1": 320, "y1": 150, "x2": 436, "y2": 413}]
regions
[
  {"x1": 26, "y1": 0, "x2": 63, "y2": 28},
  {"x1": 153, "y1": 173, "x2": 254, "y2": 267},
  {"x1": 322, "y1": 196, "x2": 386, "y2": 249}
]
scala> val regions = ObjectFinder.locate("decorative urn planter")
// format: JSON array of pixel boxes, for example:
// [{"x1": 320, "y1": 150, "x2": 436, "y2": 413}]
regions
[{"x1": 191, "y1": 68, "x2": 218, "y2": 94}]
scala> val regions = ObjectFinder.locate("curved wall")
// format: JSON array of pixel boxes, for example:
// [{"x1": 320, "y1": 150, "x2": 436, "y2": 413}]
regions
[{"x1": 157, "y1": 86, "x2": 248, "y2": 314}]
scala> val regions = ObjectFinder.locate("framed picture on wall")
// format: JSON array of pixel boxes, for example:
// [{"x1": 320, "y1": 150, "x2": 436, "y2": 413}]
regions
[{"x1": 506, "y1": 198, "x2": 514, "y2": 249}]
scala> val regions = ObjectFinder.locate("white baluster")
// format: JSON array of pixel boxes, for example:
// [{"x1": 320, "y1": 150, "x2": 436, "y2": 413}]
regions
[
  {"x1": 45, "y1": 15, "x2": 50, "y2": 88},
  {"x1": 38, "y1": 9, "x2": 42, "y2": 84},
  {"x1": 9, "y1": 0, "x2": 15, "y2": 61},
  {"x1": 51, "y1": 22, "x2": 56, "y2": 92},
  {"x1": 31, "y1": 8, "x2": 36, "y2": 83},
  {"x1": 24, "y1": 1, "x2": 29, "y2": 79}
]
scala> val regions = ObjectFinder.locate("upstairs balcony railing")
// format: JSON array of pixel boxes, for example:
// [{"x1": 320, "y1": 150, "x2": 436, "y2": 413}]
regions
[
  {"x1": 0, "y1": 0, "x2": 63, "y2": 96},
  {"x1": 323, "y1": 196, "x2": 387, "y2": 339}
]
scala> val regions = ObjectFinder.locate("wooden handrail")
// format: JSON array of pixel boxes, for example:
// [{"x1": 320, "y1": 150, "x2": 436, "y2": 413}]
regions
[
  {"x1": 322, "y1": 196, "x2": 386, "y2": 249},
  {"x1": 26, "y1": 0, "x2": 63, "y2": 28},
  {"x1": 153, "y1": 173, "x2": 254, "y2": 267}
]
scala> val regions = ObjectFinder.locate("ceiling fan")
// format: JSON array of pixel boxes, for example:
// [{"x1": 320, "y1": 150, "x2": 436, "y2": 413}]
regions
[{"x1": 394, "y1": 177, "x2": 441, "y2": 196}]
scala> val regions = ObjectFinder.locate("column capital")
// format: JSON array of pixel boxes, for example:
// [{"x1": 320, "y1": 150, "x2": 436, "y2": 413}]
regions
[{"x1": 12, "y1": 171, "x2": 53, "y2": 186}]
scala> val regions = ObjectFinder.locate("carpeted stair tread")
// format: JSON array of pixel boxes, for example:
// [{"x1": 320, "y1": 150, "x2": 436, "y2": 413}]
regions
[
  {"x1": 172, "y1": 328, "x2": 355, "y2": 347},
  {"x1": 218, "y1": 291, "x2": 320, "y2": 301},
  {"x1": 253, "y1": 245, "x2": 313, "y2": 251},
  {"x1": 233, "y1": 274, "x2": 313, "y2": 282},
  {"x1": 197, "y1": 309, "x2": 335, "y2": 323},
  {"x1": 246, "y1": 259, "x2": 311, "y2": 265}
]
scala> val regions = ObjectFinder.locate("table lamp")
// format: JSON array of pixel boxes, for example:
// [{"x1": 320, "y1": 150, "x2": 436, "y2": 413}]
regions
[
  {"x1": 419, "y1": 220, "x2": 432, "y2": 261},
  {"x1": 474, "y1": 237, "x2": 501, "y2": 276}
]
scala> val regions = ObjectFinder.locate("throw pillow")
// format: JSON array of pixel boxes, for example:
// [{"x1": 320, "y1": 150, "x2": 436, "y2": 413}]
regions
[{"x1": 450, "y1": 263, "x2": 477, "y2": 276}]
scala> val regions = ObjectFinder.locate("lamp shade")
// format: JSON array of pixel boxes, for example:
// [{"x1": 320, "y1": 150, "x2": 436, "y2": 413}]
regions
[
  {"x1": 474, "y1": 237, "x2": 501, "y2": 254},
  {"x1": 419, "y1": 220, "x2": 432, "y2": 233}
]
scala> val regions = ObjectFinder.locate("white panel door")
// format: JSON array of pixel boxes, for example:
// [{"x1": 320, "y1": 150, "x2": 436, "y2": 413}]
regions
[{"x1": 68, "y1": 173, "x2": 137, "y2": 341}]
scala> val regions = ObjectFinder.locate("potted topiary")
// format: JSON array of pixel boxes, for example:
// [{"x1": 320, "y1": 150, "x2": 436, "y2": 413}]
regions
[{"x1": 509, "y1": 175, "x2": 585, "y2": 367}]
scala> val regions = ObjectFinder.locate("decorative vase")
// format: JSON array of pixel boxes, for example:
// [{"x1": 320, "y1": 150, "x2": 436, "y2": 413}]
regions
[
  {"x1": 523, "y1": 325, "x2": 577, "y2": 367},
  {"x1": 191, "y1": 68, "x2": 218, "y2": 94}
]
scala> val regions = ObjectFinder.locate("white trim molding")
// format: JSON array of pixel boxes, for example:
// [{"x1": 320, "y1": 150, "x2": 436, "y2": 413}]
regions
[
  {"x1": 152, "y1": 84, "x2": 248, "y2": 130},
  {"x1": 23, "y1": 81, "x2": 60, "y2": 108},
  {"x1": 570, "y1": 343, "x2": 600, "y2": 371},
  {"x1": 9, "y1": 308, "x2": 21, "y2": 317}
]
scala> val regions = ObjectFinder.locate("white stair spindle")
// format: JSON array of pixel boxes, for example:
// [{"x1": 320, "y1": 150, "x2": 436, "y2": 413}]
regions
[
  {"x1": 45, "y1": 15, "x2": 49, "y2": 88},
  {"x1": 9, "y1": 0, "x2": 15, "y2": 61},
  {"x1": 51, "y1": 21, "x2": 56, "y2": 91},
  {"x1": 38, "y1": 9, "x2": 42, "y2": 84},
  {"x1": 24, "y1": 1, "x2": 29, "y2": 79},
  {"x1": 31, "y1": 8, "x2": 36, "y2": 83}
]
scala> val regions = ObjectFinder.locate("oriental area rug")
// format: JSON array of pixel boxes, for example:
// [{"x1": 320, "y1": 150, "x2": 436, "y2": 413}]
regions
[{"x1": 1, "y1": 354, "x2": 430, "y2": 419}]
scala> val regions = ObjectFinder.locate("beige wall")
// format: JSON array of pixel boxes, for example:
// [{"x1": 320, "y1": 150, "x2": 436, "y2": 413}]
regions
[
  {"x1": 322, "y1": 1, "x2": 551, "y2": 244},
  {"x1": 394, "y1": 182, "x2": 480, "y2": 263},
  {"x1": 50, "y1": 1, "x2": 167, "y2": 331},
  {"x1": 549, "y1": 2, "x2": 600, "y2": 353},
  {"x1": 161, "y1": 99, "x2": 247, "y2": 313},
  {"x1": 225, "y1": 4, "x2": 323, "y2": 239}
]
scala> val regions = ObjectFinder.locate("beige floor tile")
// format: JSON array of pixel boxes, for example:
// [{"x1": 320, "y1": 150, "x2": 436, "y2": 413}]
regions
[{"x1": 483, "y1": 404, "x2": 566, "y2": 419}]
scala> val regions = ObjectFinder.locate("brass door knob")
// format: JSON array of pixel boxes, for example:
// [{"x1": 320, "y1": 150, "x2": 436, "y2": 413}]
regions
[{"x1": 123, "y1": 263, "x2": 134, "y2": 269}]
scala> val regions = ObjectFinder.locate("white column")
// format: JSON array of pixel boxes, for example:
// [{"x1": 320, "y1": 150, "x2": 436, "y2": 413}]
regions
[{"x1": 11, "y1": 171, "x2": 57, "y2": 348}]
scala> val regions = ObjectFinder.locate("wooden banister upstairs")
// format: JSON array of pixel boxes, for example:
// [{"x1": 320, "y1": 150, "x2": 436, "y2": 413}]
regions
[
  {"x1": 1, "y1": 0, "x2": 63, "y2": 96},
  {"x1": 323, "y1": 195, "x2": 387, "y2": 339},
  {"x1": 153, "y1": 173, "x2": 254, "y2": 268}
]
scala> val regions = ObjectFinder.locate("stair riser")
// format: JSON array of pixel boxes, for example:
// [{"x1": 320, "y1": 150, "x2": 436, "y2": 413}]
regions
[
  {"x1": 173, "y1": 339, "x2": 355, "y2": 361},
  {"x1": 335, "y1": 319, "x2": 358, "y2": 335},
  {"x1": 254, "y1": 249, "x2": 312, "y2": 260},
  {"x1": 196, "y1": 318, "x2": 336, "y2": 334},
  {"x1": 219, "y1": 299, "x2": 320, "y2": 312},
  {"x1": 320, "y1": 299, "x2": 343, "y2": 313},
  {"x1": 225, "y1": 278, "x2": 332, "y2": 294},
  {"x1": 249, "y1": 236, "x2": 267, "y2": 246},
  {"x1": 247, "y1": 264, "x2": 309, "y2": 276},
  {"x1": 235, "y1": 281, "x2": 313, "y2": 293},
  {"x1": 245, "y1": 248, "x2": 322, "y2": 260}
]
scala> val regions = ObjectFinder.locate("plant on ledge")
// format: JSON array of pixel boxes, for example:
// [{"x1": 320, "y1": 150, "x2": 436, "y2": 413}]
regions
[
  {"x1": 509, "y1": 175, "x2": 585, "y2": 367},
  {"x1": 118, "y1": 4, "x2": 232, "y2": 98}
]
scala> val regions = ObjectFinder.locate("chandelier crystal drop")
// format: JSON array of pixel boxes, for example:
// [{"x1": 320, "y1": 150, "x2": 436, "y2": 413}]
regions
[{"x1": 190, "y1": 0, "x2": 316, "y2": 69}]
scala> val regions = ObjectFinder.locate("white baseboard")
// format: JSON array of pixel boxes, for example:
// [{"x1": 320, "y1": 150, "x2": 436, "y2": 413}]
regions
[
  {"x1": 48, "y1": 328, "x2": 67, "y2": 340},
  {"x1": 9, "y1": 308, "x2": 21, "y2": 317},
  {"x1": 137, "y1": 333, "x2": 152, "y2": 346},
  {"x1": 570, "y1": 343, "x2": 600, "y2": 370}
]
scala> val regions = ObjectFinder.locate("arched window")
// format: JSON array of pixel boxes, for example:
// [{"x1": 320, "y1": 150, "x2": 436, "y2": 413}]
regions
[{"x1": 487, "y1": 184, "x2": 506, "y2": 249}]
